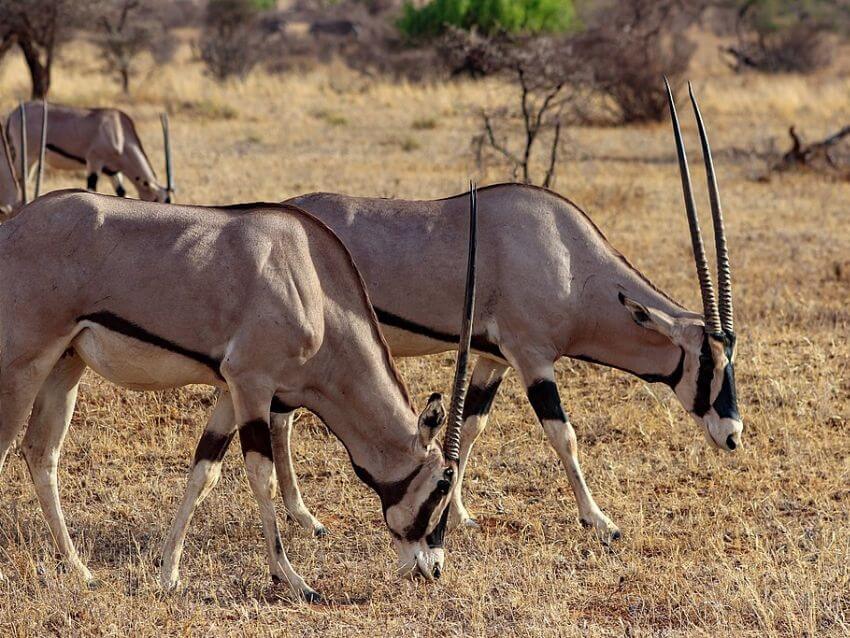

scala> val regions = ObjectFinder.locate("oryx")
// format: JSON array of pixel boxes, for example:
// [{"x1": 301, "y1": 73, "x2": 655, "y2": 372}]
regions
[
  {"x1": 270, "y1": 82, "x2": 743, "y2": 542},
  {"x1": 0, "y1": 187, "x2": 478, "y2": 598},
  {"x1": 4, "y1": 102, "x2": 172, "y2": 202}
]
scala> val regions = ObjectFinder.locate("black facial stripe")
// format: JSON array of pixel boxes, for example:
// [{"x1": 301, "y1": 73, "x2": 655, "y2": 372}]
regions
[
  {"x1": 86, "y1": 173, "x2": 97, "y2": 190},
  {"x1": 193, "y1": 430, "x2": 235, "y2": 465},
  {"x1": 693, "y1": 336, "x2": 716, "y2": 417},
  {"x1": 373, "y1": 307, "x2": 505, "y2": 360},
  {"x1": 463, "y1": 377, "x2": 503, "y2": 418},
  {"x1": 239, "y1": 419, "x2": 273, "y2": 460},
  {"x1": 527, "y1": 379, "x2": 566, "y2": 423},
  {"x1": 404, "y1": 485, "x2": 447, "y2": 542},
  {"x1": 77, "y1": 311, "x2": 224, "y2": 379},
  {"x1": 352, "y1": 463, "x2": 421, "y2": 516},
  {"x1": 426, "y1": 502, "x2": 451, "y2": 548},
  {"x1": 713, "y1": 361, "x2": 740, "y2": 420}
]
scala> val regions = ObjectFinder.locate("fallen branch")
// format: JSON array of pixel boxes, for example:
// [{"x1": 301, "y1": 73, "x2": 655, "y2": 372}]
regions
[{"x1": 773, "y1": 124, "x2": 850, "y2": 173}]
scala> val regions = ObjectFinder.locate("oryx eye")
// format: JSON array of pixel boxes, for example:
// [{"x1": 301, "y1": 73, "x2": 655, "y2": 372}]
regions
[
  {"x1": 443, "y1": 467, "x2": 454, "y2": 480},
  {"x1": 437, "y1": 479, "x2": 451, "y2": 495}
]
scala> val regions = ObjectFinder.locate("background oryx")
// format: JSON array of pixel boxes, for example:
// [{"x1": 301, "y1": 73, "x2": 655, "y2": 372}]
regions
[
  {"x1": 0, "y1": 189, "x2": 477, "y2": 599},
  {"x1": 4, "y1": 102, "x2": 171, "y2": 202},
  {"x1": 0, "y1": 102, "x2": 47, "y2": 217},
  {"x1": 276, "y1": 83, "x2": 743, "y2": 543}
]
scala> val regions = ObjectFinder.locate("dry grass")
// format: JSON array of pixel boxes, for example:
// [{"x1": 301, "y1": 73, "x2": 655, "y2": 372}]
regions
[{"x1": 0, "y1": 38, "x2": 849, "y2": 637}]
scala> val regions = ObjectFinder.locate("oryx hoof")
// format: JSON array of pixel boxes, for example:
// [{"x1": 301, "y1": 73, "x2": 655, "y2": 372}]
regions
[
  {"x1": 314, "y1": 526, "x2": 328, "y2": 538},
  {"x1": 302, "y1": 589, "x2": 323, "y2": 604},
  {"x1": 580, "y1": 513, "x2": 621, "y2": 545},
  {"x1": 86, "y1": 577, "x2": 104, "y2": 591},
  {"x1": 460, "y1": 517, "x2": 480, "y2": 530}
]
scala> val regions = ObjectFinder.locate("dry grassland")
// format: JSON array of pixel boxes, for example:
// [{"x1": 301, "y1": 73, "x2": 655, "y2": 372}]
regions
[{"x1": 0, "y1": 38, "x2": 848, "y2": 637}]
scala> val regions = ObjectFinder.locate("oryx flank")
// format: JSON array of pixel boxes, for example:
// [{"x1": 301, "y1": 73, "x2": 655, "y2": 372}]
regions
[
  {"x1": 5, "y1": 102, "x2": 170, "y2": 202},
  {"x1": 0, "y1": 188, "x2": 478, "y2": 598},
  {"x1": 273, "y1": 82, "x2": 743, "y2": 543}
]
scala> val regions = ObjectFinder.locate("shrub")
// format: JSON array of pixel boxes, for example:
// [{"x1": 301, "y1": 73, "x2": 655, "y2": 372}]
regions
[{"x1": 398, "y1": 0, "x2": 577, "y2": 40}]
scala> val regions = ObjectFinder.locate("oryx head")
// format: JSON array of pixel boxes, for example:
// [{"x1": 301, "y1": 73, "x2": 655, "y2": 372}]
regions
[
  {"x1": 385, "y1": 183, "x2": 478, "y2": 581},
  {"x1": 620, "y1": 81, "x2": 742, "y2": 452}
]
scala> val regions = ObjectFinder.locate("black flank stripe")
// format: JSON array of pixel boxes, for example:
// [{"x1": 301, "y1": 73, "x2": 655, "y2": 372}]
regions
[
  {"x1": 47, "y1": 143, "x2": 86, "y2": 164},
  {"x1": 527, "y1": 379, "x2": 567, "y2": 423},
  {"x1": 239, "y1": 419, "x2": 274, "y2": 460},
  {"x1": 193, "y1": 430, "x2": 235, "y2": 465},
  {"x1": 374, "y1": 307, "x2": 504, "y2": 359},
  {"x1": 78, "y1": 311, "x2": 224, "y2": 378}
]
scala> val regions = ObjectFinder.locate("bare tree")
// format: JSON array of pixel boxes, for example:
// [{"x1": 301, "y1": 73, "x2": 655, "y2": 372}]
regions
[
  {"x1": 445, "y1": 31, "x2": 583, "y2": 187},
  {"x1": 0, "y1": 0, "x2": 97, "y2": 99},
  {"x1": 94, "y1": 0, "x2": 175, "y2": 94},
  {"x1": 771, "y1": 124, "x2": 850, "y2": 177},
  {"x1": 199, "y1": 0, "x2": 274, "y2": 81}
]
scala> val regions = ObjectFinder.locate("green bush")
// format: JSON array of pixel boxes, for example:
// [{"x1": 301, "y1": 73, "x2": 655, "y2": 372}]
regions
[{"x1": 398, "y1": 0, "x2": 576, "y2": 39}]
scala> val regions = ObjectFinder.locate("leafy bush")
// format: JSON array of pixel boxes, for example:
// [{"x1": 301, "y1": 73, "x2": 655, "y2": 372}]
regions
[{"x1": 398, "y1": 0, "x2": 576, "y2": 39}]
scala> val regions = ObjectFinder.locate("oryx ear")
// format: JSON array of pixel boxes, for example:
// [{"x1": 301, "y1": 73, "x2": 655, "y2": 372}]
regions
[
  {"x1": 418, "y1": 392, "x2": 446, "y2": 447},
  {"x1": 618, "y1": 292, "x2": 677, "y2": 338}
]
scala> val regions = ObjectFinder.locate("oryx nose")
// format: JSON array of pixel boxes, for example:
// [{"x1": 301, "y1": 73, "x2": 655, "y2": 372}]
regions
[{"x1": 726, "y1": 433, "x2": 738, "y2": 451}]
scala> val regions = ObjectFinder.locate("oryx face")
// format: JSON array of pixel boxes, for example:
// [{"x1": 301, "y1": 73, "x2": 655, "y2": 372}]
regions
[
  {"x1": 620, "y1": 296, "x2": 743, "y2": 451},
  {"x1": 134, "y1": 176, "x2": 169, "y2": 203},
  {"x1": 383, "y1": 394, "x2": 455, "y2": 580}
]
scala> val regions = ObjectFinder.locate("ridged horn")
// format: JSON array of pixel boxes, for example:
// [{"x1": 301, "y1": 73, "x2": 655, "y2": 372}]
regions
[
  {"x1": 34, "y1": 100, "x2": 47, "y2": 199},
  {"x1": 688, "y1": 83, "x2": 733, "y2": 335},
  {"x1": 664, "y1": 78, "x2": 722, "y2": 336},
  {"x1": 160, "y1": 113, "x2": 174, "y2": 201},
  {"x1": 18, "y1": 101, "x2": 27, "y2": 206},
  {"x1": 443, "y1": 181, "x2": 478, "y2": 463}
]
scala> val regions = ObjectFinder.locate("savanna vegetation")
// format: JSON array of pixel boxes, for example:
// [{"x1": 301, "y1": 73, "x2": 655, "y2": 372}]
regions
[{"x1": 0, "y1": 1, "x2": 848, "y2": 635}]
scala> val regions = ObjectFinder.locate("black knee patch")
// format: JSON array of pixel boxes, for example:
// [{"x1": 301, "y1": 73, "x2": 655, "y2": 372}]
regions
[
  {"x1": 86, "y1": 173, "x2": 98, "y2": 191},
  {"x1": 239, "y1": 419, "x2": 274, "y2": 460},
  {"x1": 193, "y1": 430, "x2": 235, "y2": 465},
  {"x1": 462, "y1": 378, "x2": 503, "y2": 418},
  {"x1": 527, "y1": 379, "x2": 567, "y2": 422},
  {"x1": 115, "y1": 185, "x2": 126, "y2": 197}
]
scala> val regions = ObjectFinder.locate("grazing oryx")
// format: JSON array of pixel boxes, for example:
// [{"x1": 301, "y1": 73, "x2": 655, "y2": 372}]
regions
[
  {"x1": 0, "y1": 188, "x2": 478, "y2": 598},
  {"x1": 5, "y1": 102, "x2": 171, "y2": 202},
  {"x1": 272, "y1": 82, "x2": 743, "y2": 543}
]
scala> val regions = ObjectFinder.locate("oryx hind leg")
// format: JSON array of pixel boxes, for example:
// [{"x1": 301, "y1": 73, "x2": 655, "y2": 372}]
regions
[
  {"x1": 160, "y1": 390, "x2": 236, "y2": 590},
  {"x1": 20, "y1": 350, "x2": 91, "y2": 582},
  {"x1": 225, "y1": 371, "x2": 319, "y2": 602},
  {"x1": 515, "y1": 358, "x2": 620, "y2": 544},
  {"x1": 270, "y1": 410, "x2": 326, "y2": 537},
  {"x1": 449, "y1": 357, "x2": 508, "y2": 531}
]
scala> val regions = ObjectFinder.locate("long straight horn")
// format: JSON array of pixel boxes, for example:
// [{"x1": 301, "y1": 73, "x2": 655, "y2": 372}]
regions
[
  {"x1": 688, "y1": 83, "x2": 733, "y2": 335},
  {"x1": 160, "y1": 112, "x2": 174, "y2": 201},
  {"x1": 443, "y1": 181, "x2": 478, "y2": 463},
  {"x1": 18, "y1": 101, "x2": 27, "y2": 205},
  {"x1": 664, "y1": 78, "x2": 721, "y2": 336},
  {"x1": 34, "y1": 100, "x2": 47, "y2": 198}
]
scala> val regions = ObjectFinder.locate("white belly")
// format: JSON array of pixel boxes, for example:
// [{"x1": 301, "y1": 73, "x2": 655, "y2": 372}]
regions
[{"x1": 73, "y1": 325, "x2": 221, "y2": 391}]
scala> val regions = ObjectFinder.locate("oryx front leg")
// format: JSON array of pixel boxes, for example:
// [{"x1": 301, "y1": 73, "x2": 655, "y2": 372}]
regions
[
  {"x1": 526, "y1": 374, "x2": 620, "y2": 544},
  {"x1": 227, "y1": 377, "x2": 319, "y2": 602},
  {"x1": 109, "y1": 172, "x2": 127, "y2": 198},
  {"x1": 449, "y1": 358, "x2": 508, "y2": 531},
  {"x1": 20, "y1": 351, "x2": 91, "y2": 583},
  {"x1": 270, "y1": 411, "x2": 326, "y2": 537},
  {"x1": 160, "y1": 391, "x2": 236, "y2": 591}
]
